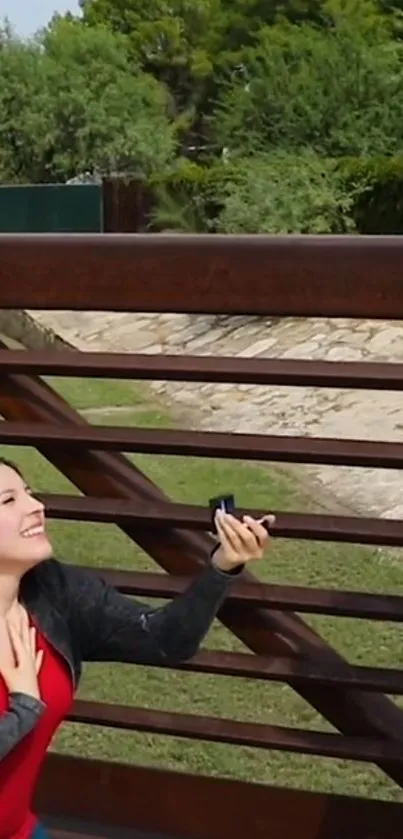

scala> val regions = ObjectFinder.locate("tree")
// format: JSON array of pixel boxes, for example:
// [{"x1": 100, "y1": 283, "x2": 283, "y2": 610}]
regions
[
  {"x1": 80, "y1": 0, "x2": 226, "y2": 129},
  {"x1": 212, "y1": 151, "x2": 357, "y2": 233},
  {"x1": 0, "y1": 19, "x2": 177, "y2": 183},
  {"x1": 0, "y1": 27, "x2": 53, "y2": 183},
  {"x1": 79, "y1": 0, "x2": 330, "y2": 148},
  {"x1": 210, "y1": 11, "x2": 403, "y2": 158}
]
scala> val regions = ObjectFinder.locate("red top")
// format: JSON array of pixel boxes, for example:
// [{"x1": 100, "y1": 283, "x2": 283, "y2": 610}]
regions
[{"x1": 0, "y1": 620, "x2": 74, "y2": 839}]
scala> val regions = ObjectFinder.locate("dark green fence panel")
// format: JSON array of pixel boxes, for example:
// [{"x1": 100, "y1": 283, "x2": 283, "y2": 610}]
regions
[{"x1": 0, "y1": 184, "x2": 102, "y2": 232}]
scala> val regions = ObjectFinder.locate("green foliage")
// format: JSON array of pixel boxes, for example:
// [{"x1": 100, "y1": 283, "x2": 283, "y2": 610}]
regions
[
  {"x1": 3, "y1": 0, "x2": 403, "y2": 233},
  {"x1": 338, "y1": 156, "x2": 403, "y2": 233},
  {"x1": 211, "y1": 15, "x2": 403, "y2": 158},
  {"x1": 80, "y1": 0, "x2": 227, "y2": 125},
  {"x1": 211, "y1": 152, "x2": 358, "y2": 233},
  {"x1": 0, "y1": 29, "x2": 52, "y2": 183},
  {"x1": 0, "y1": 19, "x2": 176, "y2": 183},
  {"x1": 44, "y1": 19, "x2": 177, "y2": 179},
  {"x1": 79, "y1": 0, "x2": 334, "y2": 145},
  {"x1": 144, "y1": 142, "x2": 403, "y2": 240},
  {"x1": 147, "y1": 159, "x2": 211, "y2": 231}
]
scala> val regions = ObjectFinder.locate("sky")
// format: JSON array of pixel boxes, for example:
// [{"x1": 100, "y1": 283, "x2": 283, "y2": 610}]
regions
[{"x1": 0, "y1": 0, "x2": 80, "y2": 37}]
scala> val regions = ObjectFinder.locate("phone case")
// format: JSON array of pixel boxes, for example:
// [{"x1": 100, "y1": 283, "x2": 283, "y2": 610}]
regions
[{"x1": 208, "y1": 494, "x2": 236, "y2": 534}]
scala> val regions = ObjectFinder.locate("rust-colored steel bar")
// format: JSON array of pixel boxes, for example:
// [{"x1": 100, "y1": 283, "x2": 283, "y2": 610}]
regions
[
  {"x1": 1, "y1": 349, "x2": 403, "y2": 391},
  {"x1": 76, "y1": 565, "x2": 403, "y2": 623},
  {"x1": 36, "y1": 754, "x2": 403, "y2": 839},
  {"x1": 2, "y1": 420, "x2": 403, "y2": 469},
  {"x1": 2, "y1": 358, "x2": 403, "y2": 787},
  {"x1": 69, "y1": 699, "x2": 403, "y2": 764},
  {"x1": 1, "y1": 234, "x2": 403, "y2": 318},
  {"x1": 41, "y1": 492, "x2": 403, "y2": 548},
  {"x1": 150, "y1": 649, "x2": 403, "y2": 694}
]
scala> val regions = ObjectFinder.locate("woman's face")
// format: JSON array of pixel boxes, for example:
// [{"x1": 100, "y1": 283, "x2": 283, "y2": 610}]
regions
[{"x1": 0, "y1": 464, "x2": 52, "y2": 573}]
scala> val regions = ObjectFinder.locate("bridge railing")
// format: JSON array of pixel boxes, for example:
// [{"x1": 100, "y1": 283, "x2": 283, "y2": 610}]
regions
[{"x1": 0, "y1": 233, "x2": 402, "y2": 839}]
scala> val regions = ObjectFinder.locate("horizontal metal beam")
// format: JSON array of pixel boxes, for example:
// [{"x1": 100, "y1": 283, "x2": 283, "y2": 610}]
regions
[
  {"x1": 1, "y1": 350, "x2": 403, "y2": 391},
  {"x1": 80, "y1": 565, "x2": 403, "y2": 623},
  {"x1": 2, "y1": 420, "x2": 403, "y2": 469},
  {"x1": 41, "y1": 492, "x2": 403, "y2": 548},
  {"x1": 36, "y1": 754, "x2": 403, "y2": 839},
  {"x1": 98, "y1": 645, "x2": 403, "y2": 694},
  {"x1": 69, "y1": 699, "x2": 403, "y2": 763},
  {"x1": 1, "y1": 234, "x2": 403, "y2": 317}
]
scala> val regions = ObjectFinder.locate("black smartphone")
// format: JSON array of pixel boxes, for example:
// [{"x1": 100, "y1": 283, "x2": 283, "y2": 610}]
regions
[{"x1": 208, "y1": 494, "x2": 236, "y2": 534}]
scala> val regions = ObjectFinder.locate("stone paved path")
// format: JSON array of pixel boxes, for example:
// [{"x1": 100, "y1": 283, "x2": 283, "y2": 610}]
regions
[{"x1": 25, "y1": 311, "x2": 403, "y2": 519}]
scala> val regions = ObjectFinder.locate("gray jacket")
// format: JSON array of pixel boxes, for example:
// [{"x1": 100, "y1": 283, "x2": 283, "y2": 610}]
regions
[{"x1": 1, "y1": 555, "x2": 239, "y2": 760}]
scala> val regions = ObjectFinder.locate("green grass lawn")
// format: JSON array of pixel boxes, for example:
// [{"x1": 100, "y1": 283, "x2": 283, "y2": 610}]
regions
[{"x1": 2, "y1": 374, "x2": 403, "y2": 802}]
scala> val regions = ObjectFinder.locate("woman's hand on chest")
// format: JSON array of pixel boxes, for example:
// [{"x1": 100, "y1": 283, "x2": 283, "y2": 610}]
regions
[{"x1": 0, "y1": 606, "x2": 44, "y2": 700}]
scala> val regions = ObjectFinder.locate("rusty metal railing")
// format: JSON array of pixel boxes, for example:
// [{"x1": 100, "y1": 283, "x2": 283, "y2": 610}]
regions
[{"x1": 0, "y1": 233, "x2": 402, "y2": 838}]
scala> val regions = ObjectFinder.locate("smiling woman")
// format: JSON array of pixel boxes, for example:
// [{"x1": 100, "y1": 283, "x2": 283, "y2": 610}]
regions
[
  {"x1": 0, "y1": 459, "x2": 52, "y2": 575},
  {"x1": 0, "y1": 457, "x2": 273, "y2": 839}
]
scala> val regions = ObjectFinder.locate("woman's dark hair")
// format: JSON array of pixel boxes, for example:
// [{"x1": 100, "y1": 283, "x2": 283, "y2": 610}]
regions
[{"x1": 0, "y1": 457, "x2": 24, "y2": 478}]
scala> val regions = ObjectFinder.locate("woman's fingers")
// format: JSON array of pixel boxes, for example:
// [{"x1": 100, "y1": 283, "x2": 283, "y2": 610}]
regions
[
  {"x1": 216, "y1": 513, "x2": 246, "y2": 550},
  {"x1": 36, "y1": 649, "x2": 44, "y2": 675},
  {"x1": 22, "y1": 611, "x2": 31, "y2": 649},
  {"x1": 214, "y1": 511, "x2": 274, "y2": 565},
  {"x1": 7, "y1": 622, "x2": 24, "y2": 666},
  {"x1": 30, "y1": 627, "x2": 37, "y2": 659},
  {"x1": 243, "y1": 515, "x2": 272, "y2": 547},
  {"x1": 215, "y1": 516, "x2": 236, "y2": 555},
  {"x1": 6, "y1": 613, "x2": 38, "y2": 665}
]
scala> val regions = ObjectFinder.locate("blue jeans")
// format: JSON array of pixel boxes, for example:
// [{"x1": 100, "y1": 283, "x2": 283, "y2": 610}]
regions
[{"x1": 32, "y1": 825, "x2": 51, "y2": 839}]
